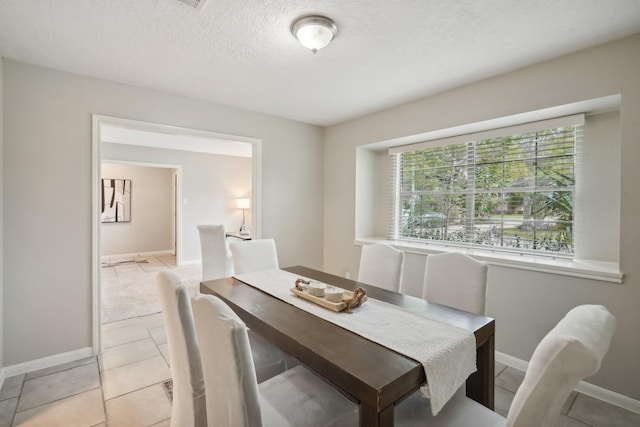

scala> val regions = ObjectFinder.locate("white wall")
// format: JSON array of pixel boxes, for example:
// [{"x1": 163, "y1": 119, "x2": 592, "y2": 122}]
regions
[
  {"x1": 0, "y1": 58, "x2": 4, "y2": 372},
  {"x1": 2, "y1": 59, "x2": 324, "y2": 366},
  {"x1": 101, "y1": 144, "x2": 252, "y2": 262},
  {"x1": 100, "y1": 163, "x2": 174, "y2": 256},
  {"x1": 574, "y1": 111, "x2": 621, "y2": 262},
  {"x1": 324, "y1": 35, "x2": 640, "y2": 399}
]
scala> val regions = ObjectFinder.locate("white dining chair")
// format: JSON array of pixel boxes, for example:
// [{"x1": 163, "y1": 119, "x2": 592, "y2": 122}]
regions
[
  {"x1": 422, "y1": 252, "x2": 488, "y2": 315},
  {"x1": 229, "y1": 237, "x2": 288, "y2": 382},
  {"x1": 230, "y1": 238, "x2": 279, "y2": 274},
  {"x1": 156, "y1": 271, "x2": 207, "y2": 427},
  {"x1": 197, "y1": 224, "x2": 234, "y2": 280},
  {"x1": 358, "y1": 243, "x2": 405, "y2": 292},
  {"x1": 394, "y1": 304, "x2": 617, "y2": 427},
  {"x1": 396, "y1": 252, "x2": 489, "y2": 413},
  {"x1": 191, "y1": 293, "x2": 359, "y2": 427}
]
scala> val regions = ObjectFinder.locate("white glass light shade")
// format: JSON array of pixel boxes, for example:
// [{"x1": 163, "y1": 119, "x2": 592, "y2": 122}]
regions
[
  {"x1": 237, "y1": 198, "x2": 250, "y2": 209},
  {"x1": 292, "y1": 16, "x2": 337, "y2": 54}
]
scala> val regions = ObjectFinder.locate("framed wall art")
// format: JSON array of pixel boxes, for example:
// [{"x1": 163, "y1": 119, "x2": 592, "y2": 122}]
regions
[{"x1": 101, "y1": 178, "x2": 132, "y2": 223}]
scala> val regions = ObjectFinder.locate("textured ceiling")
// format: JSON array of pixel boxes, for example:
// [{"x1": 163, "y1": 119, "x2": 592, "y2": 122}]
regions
[{"x1": 1, "y1": 0, "x2": 639, "y2": 126}]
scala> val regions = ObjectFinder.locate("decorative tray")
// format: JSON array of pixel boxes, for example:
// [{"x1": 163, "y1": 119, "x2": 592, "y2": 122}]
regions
[{"x1": 291, "y1": 278, "x2": 367, "y2": 313}]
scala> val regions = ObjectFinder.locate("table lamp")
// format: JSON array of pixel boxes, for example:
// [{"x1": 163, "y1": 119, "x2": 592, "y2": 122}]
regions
[{"x1": 237, "y1": 198, "x2": 250, "y2": 235}]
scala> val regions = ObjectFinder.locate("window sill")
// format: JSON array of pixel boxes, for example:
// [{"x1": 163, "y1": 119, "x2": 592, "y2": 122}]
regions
[{"x1": 354, "y1": 237, "x2": 624, "y2": 284}]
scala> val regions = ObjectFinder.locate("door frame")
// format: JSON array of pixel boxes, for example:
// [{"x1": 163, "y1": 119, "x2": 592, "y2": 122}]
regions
[
  {"x1": 91, "y1": 114, "x2": 262, "y2": 354},
  {"x1": 100, "y1": 158, "x2": 182, "y2": 257}
]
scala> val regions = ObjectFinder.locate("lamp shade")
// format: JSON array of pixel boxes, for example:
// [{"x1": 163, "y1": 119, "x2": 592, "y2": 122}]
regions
[
  {"x1": 292, "y1": 16, "x2": 337, "y2": 53},
  {"x1": 237, "y1": 198, "x2": 250, "y2": 209}
]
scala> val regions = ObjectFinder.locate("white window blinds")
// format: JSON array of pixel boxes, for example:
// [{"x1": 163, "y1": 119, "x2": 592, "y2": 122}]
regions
[{"x1": 389, "y1": 114, "x2": 584, "y2": 256}]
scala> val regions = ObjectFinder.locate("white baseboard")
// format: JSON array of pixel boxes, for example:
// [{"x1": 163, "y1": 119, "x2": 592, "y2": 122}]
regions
[
  {"x1": 574, "y1": 380, "x2": 640, "y2": 415},
  {"x1": 180, "y1": 258, "x2": 202, "y2": 266},
  {"x1": 101, "y1": 250, "x2": 174, "y2": 259},
  {"x1": 495, "y1": 351, "x2": 529, "y2": 372},
  {"x1": 496, "y1": 351, "x2": 640, "y2": 415},
  {"x1": 3, "y1": 347, "x2": 94, "y2": 378}
]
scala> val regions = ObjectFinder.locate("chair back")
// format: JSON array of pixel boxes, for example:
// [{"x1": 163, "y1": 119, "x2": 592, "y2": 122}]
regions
[
  {"x1": 422, "y1": 252, "x2": 488, "y2": 315},
  {"x1": 156, "y1": 271, "x2": 206, "y2": 427},
  {"x1": 506, "y1": 304, "x2": 616, "y2": 427},
  {"x1": 192, "y1": 294, "x2": 263, "y2": 427},
  {"x1": 358, "y1": 243, "x2": 404, "y2": 292},
  {"x1": 230, "y1": 238, "x2": 279, "y2": 274},
  {"x1": 197, "y1": 224, "x2": 234, "y2": 280}
]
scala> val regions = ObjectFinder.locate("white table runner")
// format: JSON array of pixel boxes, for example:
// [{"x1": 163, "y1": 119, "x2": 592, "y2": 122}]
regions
[{"x1": 234, "y1": 269, "x2": 476, "y2": 415}]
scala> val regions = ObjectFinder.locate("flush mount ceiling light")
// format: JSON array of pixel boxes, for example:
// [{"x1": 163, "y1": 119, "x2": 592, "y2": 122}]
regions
[{"x1": 291, "y1": 15, "x2": 337, "y2": 54}]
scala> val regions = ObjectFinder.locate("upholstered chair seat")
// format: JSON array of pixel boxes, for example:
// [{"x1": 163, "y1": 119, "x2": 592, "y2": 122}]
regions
[
  {"x1": 230, "y1": 238, "x2": 280, "y2": 274},
  {"x1": 395, "y1": 251, "x2": 489, "y2": 415},
  {"x1": 395, "y1": 305, "x2": 617, "y2": 427},
  {"x1": 229, "y1": 237, "x2": 288, "y2": 382},
  {"x1": 422, "y1": 252, "x2": 488, "y2": 315},
  {"x1": 156, "y1": 271, "x2": 207, "y2": 427},
  {"x1": 358, "y1": 243, "x2": 405, "y2": 292},
  {"x1": 192, "y1": 294, "x2": 359, "y2": 427},
  {"x1": 197, "y1": 224, "x2": 233, "y2": 280},
  {"x1": 199, "y1": 231, "x2": 286, "y2": 382}
]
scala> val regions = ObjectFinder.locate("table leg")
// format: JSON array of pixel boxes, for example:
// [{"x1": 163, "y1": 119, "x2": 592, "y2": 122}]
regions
[
  {"x1": 466, "y1": 333, "x2": 495, "y2": 409},
  {"x1": 360, "y1": 403, "x2": 394, "y2": 427}
]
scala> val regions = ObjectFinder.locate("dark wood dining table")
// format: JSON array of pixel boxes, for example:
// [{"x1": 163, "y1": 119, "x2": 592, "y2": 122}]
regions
[{"x1": 200, "y1": 265, "x2": 495, "y2": 427}]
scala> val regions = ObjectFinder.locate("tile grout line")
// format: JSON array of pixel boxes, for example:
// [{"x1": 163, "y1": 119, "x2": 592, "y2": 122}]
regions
[
  {"x1": 13, "y1": 385, "x2": 103, "y2": 420},
  {"x1": 102, "y1": 335, "x2": 153, "y2": 351},
  {"x1": 100, "y1": 324, "x2": 167, "y2": 373},
  {"x1": 97, "y1": 353, "x2": 109, "y2": 427},
  {"x1": 24, "y1": 357, "x2": 97, "y2": 382},
  {"x1": 9, "y1": 375, "x2": 26, "y2": 427}
]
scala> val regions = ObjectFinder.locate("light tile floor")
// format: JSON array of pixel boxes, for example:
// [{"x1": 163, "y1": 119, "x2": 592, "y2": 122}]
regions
[{"x1": 0, "y1": 255, "x2": 638, "y2": 426}]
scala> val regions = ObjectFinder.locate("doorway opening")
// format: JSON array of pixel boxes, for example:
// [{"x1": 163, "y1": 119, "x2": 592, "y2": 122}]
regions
[
  {"x1": 100, "y1": 161, "x2": 181, "y2": 324},
  {"x1": 92, "y1": 115, "x2": 262, "y2": 353}
]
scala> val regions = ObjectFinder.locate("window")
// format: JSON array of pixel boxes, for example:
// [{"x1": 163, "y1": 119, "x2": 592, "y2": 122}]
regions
[{"x1": 390, "y1": 115, "x2": 583, "y2": 256}]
